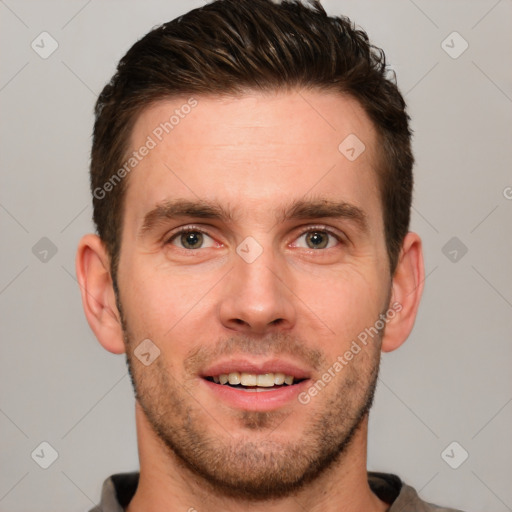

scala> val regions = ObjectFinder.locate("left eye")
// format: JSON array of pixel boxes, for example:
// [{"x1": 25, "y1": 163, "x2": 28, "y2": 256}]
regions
[
  {"x1": 292, "y1": 230, "x2": 340, "y2": 250},
  {"x1": 168, "y1": 230, "x2": 216, "y2": 250}
]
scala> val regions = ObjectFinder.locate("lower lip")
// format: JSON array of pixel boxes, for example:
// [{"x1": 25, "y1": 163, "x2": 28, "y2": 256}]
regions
[{"x1": 201, "y1": 378, "x2": 310, "y2": 411}]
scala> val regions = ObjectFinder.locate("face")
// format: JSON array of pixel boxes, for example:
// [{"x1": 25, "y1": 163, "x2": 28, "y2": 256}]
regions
[{"x1": 116, "y1": 90, "x2": 392, "y2": 499}]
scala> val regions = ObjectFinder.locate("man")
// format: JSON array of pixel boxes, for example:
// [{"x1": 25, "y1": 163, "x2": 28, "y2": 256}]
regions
[{"x1": 76, "y1": 0, "x2": 464, "y2": 510}]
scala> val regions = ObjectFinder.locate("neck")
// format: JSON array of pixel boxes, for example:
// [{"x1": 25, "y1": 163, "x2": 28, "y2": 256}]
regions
[{"x1": 126, "y1": 402, "x2": 388, "y2": 512}]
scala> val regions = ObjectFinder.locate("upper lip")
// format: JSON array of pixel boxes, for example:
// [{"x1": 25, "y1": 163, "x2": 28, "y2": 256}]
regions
[{"x1": 200, "y1": 358, "x2": 312, "y2": 380}]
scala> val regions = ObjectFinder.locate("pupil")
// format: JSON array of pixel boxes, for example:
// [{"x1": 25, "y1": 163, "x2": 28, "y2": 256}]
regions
[
  {"x1": 307, "y1": 231, "x2": 327, "y2": 249},
  {"x1": 182, "y1": 232, "x2": 202, "y2": 249}
]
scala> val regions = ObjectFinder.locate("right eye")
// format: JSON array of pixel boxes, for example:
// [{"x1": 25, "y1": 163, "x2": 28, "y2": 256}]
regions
[{"x1": 166, "y1": 228, "x2": 217, "y2": 250}]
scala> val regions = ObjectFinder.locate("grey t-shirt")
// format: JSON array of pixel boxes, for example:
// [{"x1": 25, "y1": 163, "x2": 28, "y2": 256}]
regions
[{"x1": 88, "y1": 471, "x2": 465, "y2": 511}]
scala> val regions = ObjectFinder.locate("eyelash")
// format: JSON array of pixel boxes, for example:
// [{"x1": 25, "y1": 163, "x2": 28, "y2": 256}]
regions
[{"x1": 164, "y1": 225, "x2": 345, "y2": 250}]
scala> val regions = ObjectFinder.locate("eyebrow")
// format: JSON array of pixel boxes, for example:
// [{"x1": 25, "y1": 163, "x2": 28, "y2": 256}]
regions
[{"x1": 138, "y1": 197, "x2": 369, "y2": 237}]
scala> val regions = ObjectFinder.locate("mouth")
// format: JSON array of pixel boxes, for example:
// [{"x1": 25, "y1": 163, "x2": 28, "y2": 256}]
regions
[
  {"x1": 200, "y1": 359, "x2": 311, "y2": 410},
  {"x1": 204, "y1": 372, "x2": 305, "y2": 392}
]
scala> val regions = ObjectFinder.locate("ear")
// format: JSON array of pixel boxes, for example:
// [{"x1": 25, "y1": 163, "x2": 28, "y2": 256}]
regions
[
  {"x1": 75, "y1": 234, "x2": 126, "y2": 354},
  {"x1": 381, "y1": 231, "x2": 424, "y2": 353}
]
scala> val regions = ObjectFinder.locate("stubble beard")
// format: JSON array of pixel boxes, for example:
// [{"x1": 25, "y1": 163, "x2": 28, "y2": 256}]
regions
[{"x1": 120, "y1": 311, "x2": 381, "y2": 501}]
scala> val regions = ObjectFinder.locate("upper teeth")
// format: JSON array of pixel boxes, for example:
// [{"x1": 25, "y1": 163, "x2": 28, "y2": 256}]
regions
[{"x1": 213, "y1": 372, "x2": 295, "y2": 387}]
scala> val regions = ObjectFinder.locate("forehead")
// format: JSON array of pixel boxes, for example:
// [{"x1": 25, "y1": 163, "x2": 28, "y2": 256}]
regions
[
  {"x1": 131, "y1": 90, "x2": 377, "y2": 158},
  {"x1": 123, "y1": 89, "x2": 382, "y2": 231}
]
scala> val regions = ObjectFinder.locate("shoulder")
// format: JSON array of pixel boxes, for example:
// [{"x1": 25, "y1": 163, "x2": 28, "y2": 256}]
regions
[
  {"x1": 88, "y1": 472, "x2": 139, "y2": 512},
  {"x1": 368, "y1": 472, "x2": 467, "y2": 512}
]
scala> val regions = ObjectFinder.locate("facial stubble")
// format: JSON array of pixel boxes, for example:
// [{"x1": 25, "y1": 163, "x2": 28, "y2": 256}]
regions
[{"x1": 119, "y1": 308, "x2": 382, "y2": 501}]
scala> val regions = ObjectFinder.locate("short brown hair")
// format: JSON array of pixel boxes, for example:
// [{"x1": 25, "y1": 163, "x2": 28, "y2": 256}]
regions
[{"x1": 90, "y1": 0, "x2": 413, "y2": 281}]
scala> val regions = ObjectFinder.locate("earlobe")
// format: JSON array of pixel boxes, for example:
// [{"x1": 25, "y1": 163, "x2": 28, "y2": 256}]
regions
[
  {"x1": 381, "y1": 232, "x2": 425, "y2": 353},
  {"x1": 75, "y1": 234, "x2": 126, "y2": 354}
]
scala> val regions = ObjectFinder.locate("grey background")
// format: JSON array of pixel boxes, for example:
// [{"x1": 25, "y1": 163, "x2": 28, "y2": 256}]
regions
[{"x1": 1, "y1": 0, "x2": 511, "y2": 510}]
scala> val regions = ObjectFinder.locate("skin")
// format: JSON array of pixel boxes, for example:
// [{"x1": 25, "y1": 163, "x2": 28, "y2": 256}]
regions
[{"x1": 77, "y1": 89, "x2": 424, "y2": 512}]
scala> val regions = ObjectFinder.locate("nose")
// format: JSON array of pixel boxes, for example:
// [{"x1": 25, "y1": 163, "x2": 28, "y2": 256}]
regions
[{"x1": 218, "y1": 248, "x2": 297, "y2": 335}]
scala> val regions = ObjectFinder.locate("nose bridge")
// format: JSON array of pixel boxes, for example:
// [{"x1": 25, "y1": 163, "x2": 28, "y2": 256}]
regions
[
  {"x1": 234, "y1": 230, "x2": 280, "y2": 281},
  {"x1": 218, "y1": 238, "x2": 296, "y2": 332},
  {"x1": 238, "y1": 245, "x2": 281, "y2": 296}
]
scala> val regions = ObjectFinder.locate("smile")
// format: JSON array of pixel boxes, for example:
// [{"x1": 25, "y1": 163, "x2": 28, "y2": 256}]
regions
[{"x1": 205, "y1": 371, "x2": 304, "y2": 391}]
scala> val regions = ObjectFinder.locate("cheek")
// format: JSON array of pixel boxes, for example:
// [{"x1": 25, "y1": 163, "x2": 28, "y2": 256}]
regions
[
  {"x1": 298, "y1": 264, "x2": 386, "y2": 348},
  {"x1": 120, "y1": 252, "x2": 210, "y2": 327}
]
